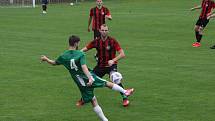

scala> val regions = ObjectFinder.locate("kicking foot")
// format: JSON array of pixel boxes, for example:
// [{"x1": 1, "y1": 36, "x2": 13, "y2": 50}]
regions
[{"x1": 125, "y1": 88, "x2": 134, "y2": 97}]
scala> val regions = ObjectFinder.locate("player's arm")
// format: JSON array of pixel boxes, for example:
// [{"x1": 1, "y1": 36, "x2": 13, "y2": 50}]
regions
[
  {"x1": 81, "y1": 47, "x2": 89, "y2": 52},
  {"x1": 82, "y1": 65, "x2": 94, "y2": 86},
  {"x1": 88, "y1": 16, "x2": 92, "y2": 32},
  {"x1": 80, "y1": 53, "x2": 93, "y2": 86},
  {"x1": 113, "y1": 49, "x2": 125, "y2": 62},
  {"x1": 207, "y1": 6, "x2": 215, "y2": 19},
  {"x1": 41, "y1": 55, "x2": 57, "y2": 65},
  {"x1": 81, "y1": 40, "x2": 95, "y2": 52},
  {"x1": 207, "y1": 13, "x2": 215, "y2": 19},
  {"x1": 190, "y1": 5, "x2": 201, "y2": 11},
  {"x1": 105, "y1": 8, "x2": 112, "y2": 20},
  {"x1": 105, "y1": 15, "x2": 112, "y2": 20},
  {"x1": 108, "y1": 49, "x2": 125, "y2": 66}
]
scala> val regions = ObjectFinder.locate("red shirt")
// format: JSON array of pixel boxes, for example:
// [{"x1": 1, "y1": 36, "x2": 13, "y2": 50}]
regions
[
  {"x1": 86, "y1": 36, "x2": 122, "y2": 67},
  {"x1": 90, "y1": 6, "x2": 111, "y2": 31},
  {"x1": 200, "y1": 0, "x2": 215, "y2": 19}
]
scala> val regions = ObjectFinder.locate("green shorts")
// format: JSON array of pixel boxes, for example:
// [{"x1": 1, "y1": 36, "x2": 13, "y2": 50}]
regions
[{"x1": 78, "y1": 73, "x2": 107, "y2": 103}]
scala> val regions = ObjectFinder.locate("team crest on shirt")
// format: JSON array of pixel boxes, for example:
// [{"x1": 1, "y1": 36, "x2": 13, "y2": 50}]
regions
[
  {"x1": 101, "y1": 10, "x2": 104, "y2": 15},
  {"x1": 106, "y1": 45, "x2": 110, "y2": 50}
]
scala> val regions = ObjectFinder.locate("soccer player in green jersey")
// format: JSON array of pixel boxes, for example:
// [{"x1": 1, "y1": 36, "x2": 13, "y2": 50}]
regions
[{"x1": 40, "y1": 35, "x2": 134, "y2": 121}]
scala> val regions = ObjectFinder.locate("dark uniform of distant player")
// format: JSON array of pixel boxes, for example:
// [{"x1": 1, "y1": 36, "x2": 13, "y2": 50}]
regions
[
  {"x1": 207, "y1": 12, "x2": 215, "y2": 48},
  {"x1": 82, "y1": 24, "x2": 131, "y2": 107},
  {"x1": 191, "y1": 0, "x2": 215, "y2": 47},
  {"x1": 42, "y1": 0, "x2": 48, "y2": 14},
  {"x1": 88, "y1": 0, "x2": 112, "y2": 39},
  {"x1": 40, "y1": 35, "x2": 134, "y2": 121}
]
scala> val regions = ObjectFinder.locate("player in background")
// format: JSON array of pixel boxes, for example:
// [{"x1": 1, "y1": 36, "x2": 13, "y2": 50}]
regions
[
  {"x1": 42, "y1": 0, "x2": 48, "y2": 14},
  {"x1": 81, "y1": 24, "x2": 130, "y2": 107},
  {"x1": 206, "y1": 13, "x2": 215, "y2": 49},
  {"x1": 88, "y1": 0, "x2": 112, "y2": 39},
  {"x1": 191, "y1": 0, "x2": 215, "y2": 47},
  {"x1": 40, "y1": 35, "x2": 134, "y2": 121},
  {"x1": 88, "y1": 0, "x2": 112, "y2": 62}
]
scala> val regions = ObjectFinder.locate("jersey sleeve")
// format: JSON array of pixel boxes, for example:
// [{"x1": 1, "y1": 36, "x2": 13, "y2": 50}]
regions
[
  {"x1": 106, "y1": 8, "x2": 111, "y2": 16},
  {"x1": 55, "y1": 55, "x2": 63, "y2": 65},
  {"x1": 213, "y1": 2, "x2": 215, "y2": 8},
  {"x1": 80, "y1": 53, "x2": 87, "y2": 65},
  {"x1": 86, "y1": 40, "x2": 96, "y2": 50},
  {"x1": 114, "y1": 39, "x2": 122, "y2": 51},
  {"x1": 90, "y1": 8, "x2": 94, "y2": 17}
]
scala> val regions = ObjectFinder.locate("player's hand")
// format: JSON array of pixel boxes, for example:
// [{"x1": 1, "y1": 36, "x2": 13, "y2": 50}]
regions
[
  {"x1": 41, "y1": 55, "x2": 48, "y2": 62},
  {"x1": 108, "y1": 60, "x2": 114, "y2": 66},
  {"x1": 190, "y1": 8, "x2": 195, "y2": 11},
  {"x1": 105, "y1": 15, "x2": 112, "y2": 20},
  {"x1": 87, "y1": 78, "x2": 93, "y2": 86},
  {"x1": 207, "y1": 16, "x2": 211, "y2": 20}
]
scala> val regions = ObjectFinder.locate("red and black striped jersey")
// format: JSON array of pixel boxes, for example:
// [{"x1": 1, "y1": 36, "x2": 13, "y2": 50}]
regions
[
  {"x1": 86, "y1": 36, "x2": 122, "y2": 67},
  {"x1": 89, "y1": 6, "x2": 111, "y2": 31},
  {"x1": 200, "y1": 0, "x2": 215, "y2": 19}
]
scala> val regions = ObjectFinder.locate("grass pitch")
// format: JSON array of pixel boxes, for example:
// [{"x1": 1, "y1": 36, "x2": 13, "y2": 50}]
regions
[{"x1": 1, "y1": 0, "x2": 215, "y2": 121}]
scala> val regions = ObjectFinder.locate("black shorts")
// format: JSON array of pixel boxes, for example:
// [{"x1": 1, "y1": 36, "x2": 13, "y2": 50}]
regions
[
  {"x1": 93, "y1": 30, "x2": 101, "y2": 39},
  {"x1": 195, "y1": 18, "x2": 209, "y2": 28},
  {"x1": 93, "y1": 64, "x2": 117, "y2": 78}
]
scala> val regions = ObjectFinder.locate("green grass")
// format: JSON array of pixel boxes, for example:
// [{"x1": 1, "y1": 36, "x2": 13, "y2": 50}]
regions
[{"x1": 1, "y1": 0, "x2": 215, "y2": 121}]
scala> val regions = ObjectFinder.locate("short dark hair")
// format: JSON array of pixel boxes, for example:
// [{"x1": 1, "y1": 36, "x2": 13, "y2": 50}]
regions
[
  {"x1": 101, "y1": 24, "x2": 108, "y2": 28},
  {"x1": 69, "y1": 35, "x2": 80, "y2": 46}
]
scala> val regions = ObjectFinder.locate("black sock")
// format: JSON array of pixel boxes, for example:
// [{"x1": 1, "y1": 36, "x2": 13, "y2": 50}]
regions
[
  {"x1": 118, "y1": 83, "x2": 127, "y2": 100},
  {"x1": 42, "y1": 5, "x2": 46, "y2": 11},
  {"x1": 195, "y1": 31, "x2": 202, "y2": 43},
  {"x1": 198, "y1": 34, "x2": 202, "y2": 42}
]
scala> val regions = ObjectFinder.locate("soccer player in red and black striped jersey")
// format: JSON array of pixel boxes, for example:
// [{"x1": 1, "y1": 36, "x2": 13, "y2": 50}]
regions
[
  {"x1": 42, "y1": 0, "x2": 48, "y2": 14},
  {"x1": 82, "y1": 24, "x2": 131, "y2": 107},
  {"x1": 88, "y1": 0, "x2": 112, "y2": 39},
  {"x1": 191, "y1": 0, "x2": 215, "y2": 47},
  {"x1": 207, "y1": 13, "x2": 215, "y2": 48}
]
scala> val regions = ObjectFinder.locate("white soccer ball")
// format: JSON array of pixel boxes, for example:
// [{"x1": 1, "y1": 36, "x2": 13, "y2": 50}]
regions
[
  {"x1": 110, "y1": 72, "x2": 122, "y2": 84},
  {"x1": 70, "y1": 2, "x2": 74, "y2": 6}
]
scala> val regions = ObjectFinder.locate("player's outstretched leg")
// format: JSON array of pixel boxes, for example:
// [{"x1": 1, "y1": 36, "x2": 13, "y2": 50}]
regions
[
  {"x1": 76, "y1": 82, "x2": 134, "y2": 108},
  {"x1": 117, "y1": 83, "x2": 130, "y2": 107},
  {"x1": 91, "y1": 97, "x2": 108, "y2": 121},
  {"x1": 106, "y1": 81, "x2": 134, "y2": 97},
  {"x1": 110, "y1": 72, "x2": 131, "y2": 106}
]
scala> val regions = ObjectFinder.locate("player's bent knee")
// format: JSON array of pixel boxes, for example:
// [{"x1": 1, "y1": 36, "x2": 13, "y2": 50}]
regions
[
  {"x1": 199, "y1": 27, "x2": 203, "y2": 31},
  {"x1": 194, "y1": 26, "x2": 199, "y2": 32},
  {"x1": 110, "y1": 72, "x2": 122, "y2": 84},
  {"x1": 199, "y1": 27, "x2": 204, "y2": 34}
]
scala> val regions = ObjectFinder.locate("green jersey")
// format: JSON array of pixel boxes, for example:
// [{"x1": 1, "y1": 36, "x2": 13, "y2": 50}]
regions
[
  {"x1": 55, "y1": 50, "x2": 107, "y2": 103},
  {"x1": 55, "y1": 50, "x2": 89, "y2": 86}
]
